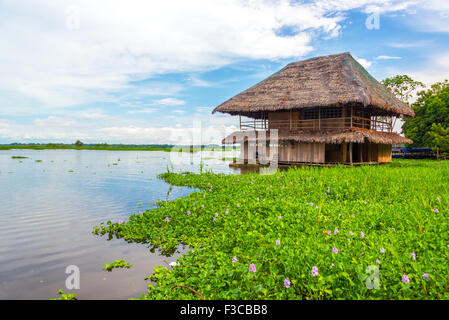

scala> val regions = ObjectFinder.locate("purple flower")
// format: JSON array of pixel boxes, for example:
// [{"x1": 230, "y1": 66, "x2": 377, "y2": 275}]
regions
[
  {"x1": 201, "y1": 204, "x2": 204, "y2": 208},
  {"x1": 410, "y1": 252, "x2": 416, "y2": 261},
  {"x1": 232, "y1": 256, "x2": 238, "y2": 263},
  {"x1": 215, "y1": 213, "x2": 218, "y2": 217},
  {"x1": 284, "y1": 278, "x2": 291, "y2": 288},
  {"x1": 380, "y1": 248, "x2": 385, "y2": 254},
  {"x1": 327, "y1": 230, "x2": 332, "y2": 236},
  {"x1": 332, "y1": 247, "x2": 338, "y2": 254},
  {"x1": 187, "y1": 210, "x2": 191, "y2": 215},
  {"x1": 334, "y1": 228, "x2": 339, "y2": 235},
  {"x1": 402, "y1": 274, "x2": 410, "y2": 284},
  {"x1": 360, "y1": 231, "x2": 365, "y2": 238},
  {"x1": 118, "y1": 219, "x2": 123, "y2": 224},
  {"x1": 213, "y1": 218, "x2": 216, "y2": 223},
  {"x1": 433, "y1": 208, "x2": 439, "y2": 213},
  {"x1": 164, "y1": 217, "x2": 169, "y2": 222},
  {"x1": 276, "y1": 239, "x2": 280, "y2": 245},
  {"x1": 376, "y1": 259, "x2": 381, "y2": 265},
  {"x1": 312, "y1": 266, "x2": 319, "y2": 276},
  {"x1": 437, "y1": 197, "x2": 441, "y2": 202},
  {"x1": 348, "y1": 231, "x2": 353, "y2": 236},
  {"x1": 249, "y1": 264, "x2": 256, "y2": 273},
  {"x1": 330, "y1": 263, "x2": 334, "y2": 268},
  {"x1": 423, "y1": 273, "x2": 429, "y2": 280},
  {"x1": 278, "y1": 215, "x2": 282, "y2": 219}
]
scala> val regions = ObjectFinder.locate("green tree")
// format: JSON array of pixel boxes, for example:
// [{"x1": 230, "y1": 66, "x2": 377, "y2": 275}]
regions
[
  {"x1": 74, "y1": 140, "x2": 84, "y2": 147},
  {"x1": 402, "y1": 80, "x2": 449, "y2": 148},
  {"x1": 429, "y1": 123, "x2": 449, "y2": 155},
  {"x1": 381, "y1": 75, "x2": 425, "y2": 104}
]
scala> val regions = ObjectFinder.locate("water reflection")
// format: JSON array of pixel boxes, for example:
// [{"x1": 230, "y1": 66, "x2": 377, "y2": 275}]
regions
[{"x1": 0, "y1": 149, "x2": 238, "y2": 300}]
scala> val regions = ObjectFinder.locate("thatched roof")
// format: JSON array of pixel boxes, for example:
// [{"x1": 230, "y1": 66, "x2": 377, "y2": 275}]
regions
[
  {"x1": 222, "y1": 128, "x2": 413, "y2": 145},
  {"x1": 213, "y1": 52, "x2": 414, "y2": 117}
]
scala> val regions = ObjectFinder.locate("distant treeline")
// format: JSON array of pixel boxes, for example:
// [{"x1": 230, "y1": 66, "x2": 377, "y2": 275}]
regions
[{"x1": 0, "y1": 143, "x2": 237, "y2": 152}]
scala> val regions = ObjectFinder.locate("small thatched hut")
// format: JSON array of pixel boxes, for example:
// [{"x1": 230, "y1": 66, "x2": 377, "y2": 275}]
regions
[{"x1": 213, "y1": 52, "x2": 414, "y2": 165}]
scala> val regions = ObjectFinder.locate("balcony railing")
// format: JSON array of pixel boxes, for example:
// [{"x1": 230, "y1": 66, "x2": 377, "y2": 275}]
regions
[{"x1": 240, "y1": 116, "x2": 392, "y2": 132}]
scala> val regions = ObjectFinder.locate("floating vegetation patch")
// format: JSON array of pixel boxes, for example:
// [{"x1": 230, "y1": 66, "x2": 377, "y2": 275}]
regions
[
  {"x1": 102, "y1": 259, "x2": 133, "y2": 272},
  {"x1": 11, "y1": 156, "x2": 28, "y2": 159},
  {"x1": 49, "y1": 290, "x2": 78, "y2": 300},
  {"x1": 94, "y1": 160, "x2": 449, "y2": 300}
]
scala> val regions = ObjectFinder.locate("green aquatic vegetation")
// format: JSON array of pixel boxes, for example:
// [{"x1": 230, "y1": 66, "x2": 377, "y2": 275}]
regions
[
  {"x1": 94, "y1": 160, "x2": 449, "y2": 300},
  {"x1": 102, "y1": 259, "x2": 133, "y2": 272},
  {"x1": 49, "y1": 290, "x2": 78, "y2": 300},
  {"x1": 11, "y1": 156, "x2": 28, "y2": 159},
  {"x1": 34, "y1": 160, "x2": 42, "y2": 162},
  {"x1": 220, "y1": 157, "x2": 237, "y2": 161}
]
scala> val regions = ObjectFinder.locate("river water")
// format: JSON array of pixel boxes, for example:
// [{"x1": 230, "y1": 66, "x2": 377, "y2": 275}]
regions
[{"x1": 0, "y1": 149, "x2": 238, "y2": 299}]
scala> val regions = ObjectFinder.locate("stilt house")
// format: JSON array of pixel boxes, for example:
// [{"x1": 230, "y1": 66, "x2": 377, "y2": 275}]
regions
[{"x1": 213, "y1": 52, "x2": 414, "y2": 165}]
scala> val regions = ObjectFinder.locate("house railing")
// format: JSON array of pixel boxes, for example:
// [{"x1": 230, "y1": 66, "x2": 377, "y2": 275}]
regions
[{"x1": 240, "y1": 116, "x2": 392, "y2": 132}]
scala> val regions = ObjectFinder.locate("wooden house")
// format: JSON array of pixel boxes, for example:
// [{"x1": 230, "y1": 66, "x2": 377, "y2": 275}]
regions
[{"x1": 213, "y1": 52, "x2": 414, "y2": 165}]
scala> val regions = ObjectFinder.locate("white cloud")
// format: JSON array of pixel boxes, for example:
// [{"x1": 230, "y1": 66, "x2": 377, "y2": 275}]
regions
[
  {"x1": 354, "y1": 56, "x2": 372, "y2": 69},
  {"x1": 4, "y1": 0, "x2": 412, "y2": 114},
  {"x1": 0, "y1": 0, "x2": 443, "y2": 143},
  {"x1": 153, "y1": 98, "x2": 186, "y2": 106},
  {"x1": 127, "y1": 108, "x2": 157, "y2": 115},
  {"x1": 408, "y1": 52, "x2": 449, "y2": 86},
  {"x1": 376, "y1": 55, "x2": 402, "y2": 60}
]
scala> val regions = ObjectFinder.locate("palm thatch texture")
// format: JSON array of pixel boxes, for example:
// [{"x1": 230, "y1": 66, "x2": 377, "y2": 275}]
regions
[
  {"x1": 222, "y1": 128, "x2": 413, "y2": 145},
  {"x1": 212, "y1": 52, "x2": 414, "y2": 118}
]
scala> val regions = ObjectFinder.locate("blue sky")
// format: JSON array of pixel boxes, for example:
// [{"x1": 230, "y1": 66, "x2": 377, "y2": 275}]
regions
[{"x1": 0, "y1": 0, "x2": 448, "y2": 144}]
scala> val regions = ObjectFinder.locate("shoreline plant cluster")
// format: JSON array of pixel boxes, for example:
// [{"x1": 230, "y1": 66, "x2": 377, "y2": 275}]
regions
[{"x1": 93, "y1": 160, "x2": 449, "y2": 299}]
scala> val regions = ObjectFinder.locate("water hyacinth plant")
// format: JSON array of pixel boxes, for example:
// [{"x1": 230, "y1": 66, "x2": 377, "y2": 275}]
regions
[{"x1": 93, "y1": 160, "x2": 449, "y2": 299}]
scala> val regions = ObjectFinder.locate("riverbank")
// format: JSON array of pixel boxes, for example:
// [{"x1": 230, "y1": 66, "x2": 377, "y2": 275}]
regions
[
  {"x1": 94, "y1": 159, "x2": 449, "y2": 300},
  {"x1": 1, "y1": 144, "x2": 237, "y2": 152}
]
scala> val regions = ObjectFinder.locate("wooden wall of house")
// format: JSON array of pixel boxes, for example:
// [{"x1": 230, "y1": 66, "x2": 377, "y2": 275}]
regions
[
  {"x1": 325, "y1": 142, "x2": 385, "y2": 164},
  {"x1": 268, "y1": 112, "x2": 290, "y2": 130},
  {"x1": 377, "y1": 144, "x2": 392, "y2": 163},
  {"x1": 325, "y1": 144, "x2": 343, "y2": 162},
  {"x1": 267, "y1": 108, "x2": 346, "y2": 131},
  {"x1": 278, "y1": 141, "x2": 325, "y2": 163},
  {"x1": 240, "y1": 140, "x2": 271, "y2": 164}
]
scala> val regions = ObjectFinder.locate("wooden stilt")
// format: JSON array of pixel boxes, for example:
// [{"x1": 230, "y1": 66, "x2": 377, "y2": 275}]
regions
[{"x1": 349, "y1": 142, "x2": 353, "y2": 165}]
